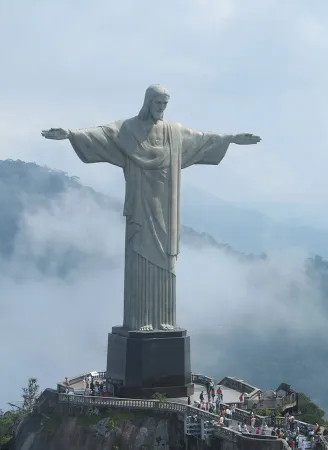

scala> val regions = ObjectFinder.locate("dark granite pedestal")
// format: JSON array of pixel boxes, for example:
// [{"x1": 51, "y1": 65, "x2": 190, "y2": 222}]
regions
[{"x1": 106, "y1": 326, "x2": 194, "y2": 398}]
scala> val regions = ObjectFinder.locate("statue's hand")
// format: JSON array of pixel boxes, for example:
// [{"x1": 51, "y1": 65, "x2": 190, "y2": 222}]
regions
[
  {"x1": 232, "y1": 133, "x2": 261, "y2": 145},
  {"x1": 41, "y1": 128, "x2": 69, "y2": 140}
]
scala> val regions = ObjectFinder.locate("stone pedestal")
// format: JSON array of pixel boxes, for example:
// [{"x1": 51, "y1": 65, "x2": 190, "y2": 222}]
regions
[{"x1": 106, "y1": 326, "x2": 194, "y2": 398}]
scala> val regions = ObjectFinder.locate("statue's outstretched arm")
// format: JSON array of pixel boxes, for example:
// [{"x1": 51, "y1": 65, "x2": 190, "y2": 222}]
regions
[
  {"x1": 41, "y1": 128, "x2": 69, "y2": 140},
  {"x1": 230, "y1": 133, "x2": 261, "y2": 145}
]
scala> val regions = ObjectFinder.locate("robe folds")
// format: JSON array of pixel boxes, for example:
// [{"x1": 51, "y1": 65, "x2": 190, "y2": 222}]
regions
[{"x1": 68, "y1": 117, "x2": 230, "y2": 330}]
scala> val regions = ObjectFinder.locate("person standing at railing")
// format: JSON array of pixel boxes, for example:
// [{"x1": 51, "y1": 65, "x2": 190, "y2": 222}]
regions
[
  {"x1": 217, "y1": 386, "x2": 223, "y2": 401},
  {"x1": 215, "y1": 396, "x2": 221, "y2": 414},
  {"x1": 211, "y1": 387, "x2": 215, "y2": 402}
]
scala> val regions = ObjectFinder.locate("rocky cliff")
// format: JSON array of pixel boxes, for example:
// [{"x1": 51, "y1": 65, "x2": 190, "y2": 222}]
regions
[{"x1": 14, "y1": 410, "x2": 185, "y2": 450}]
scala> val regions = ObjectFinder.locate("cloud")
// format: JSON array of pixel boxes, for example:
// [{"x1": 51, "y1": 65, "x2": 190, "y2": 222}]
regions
[{"x1": 0, "y1": 187, "x2": 327, "y2": 415}]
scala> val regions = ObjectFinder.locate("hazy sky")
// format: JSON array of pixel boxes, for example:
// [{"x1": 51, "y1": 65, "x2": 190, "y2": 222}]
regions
[{"x1": 1, "y1": 0, "x2": 328, "y2": 225}]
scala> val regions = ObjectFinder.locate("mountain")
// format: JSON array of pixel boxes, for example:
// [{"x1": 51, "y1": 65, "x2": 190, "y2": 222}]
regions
[
  {"x1": 0, "y1": 159, "x2": 327, "y2": 417},
  {"x1": 181, "y1": 185, "x2": 328, "y2": 257}
]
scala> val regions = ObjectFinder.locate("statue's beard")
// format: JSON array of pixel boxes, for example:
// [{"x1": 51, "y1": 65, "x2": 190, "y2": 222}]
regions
[{"x1": 151, "y1": 112, "x2": 164, "y2": 122}]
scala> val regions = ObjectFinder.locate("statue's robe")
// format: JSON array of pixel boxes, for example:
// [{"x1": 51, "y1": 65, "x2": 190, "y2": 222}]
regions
[{"x1": 68, "y1": 117, "x2": 231, "y2": 330}]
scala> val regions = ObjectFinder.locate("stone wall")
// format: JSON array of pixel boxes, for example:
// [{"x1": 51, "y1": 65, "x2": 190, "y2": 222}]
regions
[{"x1": 217, "y1": 377, "x2": 258, "y2": 396}]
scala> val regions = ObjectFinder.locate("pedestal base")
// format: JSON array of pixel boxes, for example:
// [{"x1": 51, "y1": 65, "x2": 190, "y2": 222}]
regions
[{"x1": 106, "y1": 326, "x2": 194, "y2": 398}]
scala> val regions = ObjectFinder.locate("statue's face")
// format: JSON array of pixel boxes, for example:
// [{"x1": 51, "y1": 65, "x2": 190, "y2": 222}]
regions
[{"x1": 149, "y1": 94, "x2": 169, "y2": 121}]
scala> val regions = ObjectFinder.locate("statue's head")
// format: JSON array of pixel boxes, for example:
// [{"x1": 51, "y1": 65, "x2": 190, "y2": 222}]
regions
[{"x1": 138, "y1": 84, "x2": 170, "y2": 122}]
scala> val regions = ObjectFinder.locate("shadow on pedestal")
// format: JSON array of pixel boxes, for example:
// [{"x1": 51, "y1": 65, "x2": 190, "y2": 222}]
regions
[{"x1": 106, "y1": 326, "x2": 194, "y2": 398}]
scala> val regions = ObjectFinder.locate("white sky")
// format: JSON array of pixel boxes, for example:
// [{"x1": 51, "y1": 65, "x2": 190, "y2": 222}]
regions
[{"x1": 1, "y1": 0, "x2": 328, "y2": 224}]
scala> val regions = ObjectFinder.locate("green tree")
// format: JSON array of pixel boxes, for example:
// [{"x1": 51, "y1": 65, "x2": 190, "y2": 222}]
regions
[
  {"x1": 297, "y1": 393, "x2": 325, "y2": 425},
  {"x1": 0, "y1": 377, "x2": 40, "y2": 446},
  {"x1": 151, "y1": 392, "x2": 168, "y2": 403},
  {"x1": 0, "y1": 410, "x2": 17, "y2": 446},
  {"x1": 22, "y1": 377, "x2": 40, "y2": 414}
]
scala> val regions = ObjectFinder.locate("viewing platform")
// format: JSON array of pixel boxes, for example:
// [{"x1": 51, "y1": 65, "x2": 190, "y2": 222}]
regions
[{"x1": 40, "y1": 370, "x2": 326, "y2": 449}]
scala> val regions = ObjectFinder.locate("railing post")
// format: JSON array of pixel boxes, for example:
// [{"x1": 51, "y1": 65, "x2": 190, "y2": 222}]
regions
[{"x1": 200, "y1": 418, "x2": 205, "y2": 440}]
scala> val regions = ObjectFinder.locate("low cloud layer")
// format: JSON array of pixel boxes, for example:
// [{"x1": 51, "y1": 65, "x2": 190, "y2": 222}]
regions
[{"x1": 1, "y1": 186, "x2": 326, "y2": 414}]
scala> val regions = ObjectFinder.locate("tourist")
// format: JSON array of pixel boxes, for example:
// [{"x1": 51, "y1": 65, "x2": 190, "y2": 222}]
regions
[
  {"x1": 294, "y1": 434, "x2": 299, "y2": 450},
  {"x1": 226, "y1": 407, "x2": 231, "y2": 420},
  {"x1": 215, "y1": 397, "x2": 221, "y2": 414},
  {"x1": 200, "y1": 391, "x2": 204, "y2": 402},
  {"x1": 238, "y1": 423, "x2": 242, "y2": 432},
  {"x1": 187, "y1": 396, "x2": 191, "y2": 405},
  {"x1": 211, "y1": 388, "x2": 215, "y2": 401},
  {"x1": 256, "y1": 427, "x2": 261, "y2": 435},
  {"x1": 290, "y1": 416, "x2": 296, "y2": 432},
  {"x1": 217, "y1": 386, "x2": 223, "y2": 401},
  {"x1": 271, "y1": 428, "x2": 276, "y2": 436}
]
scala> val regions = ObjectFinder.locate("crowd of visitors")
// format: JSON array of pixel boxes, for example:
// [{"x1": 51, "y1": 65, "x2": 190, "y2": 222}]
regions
[
  {"x1": 186, "y1": 385, "x2": 326, "y2": 450},
  {"x1": 64, "y1": 375, "x2": 111, "y2": 397}
]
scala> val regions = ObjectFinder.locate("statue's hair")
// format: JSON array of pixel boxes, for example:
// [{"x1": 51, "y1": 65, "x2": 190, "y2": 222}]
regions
[{"x1": 138, "y1": 84, "x2": 170, "y2": 120}]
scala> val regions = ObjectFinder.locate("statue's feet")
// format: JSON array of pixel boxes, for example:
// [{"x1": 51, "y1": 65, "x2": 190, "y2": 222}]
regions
[
  {"x1": 160, "y1": 324, "x2": 175, "y2": 331},
  {"x1": 139, "y1": 325, "x2": 153, "y2": 331}
]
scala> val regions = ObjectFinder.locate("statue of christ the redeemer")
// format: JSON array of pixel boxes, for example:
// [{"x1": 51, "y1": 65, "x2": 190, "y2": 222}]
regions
[{"x1": 41, "y1": 84, "x2": 261, "y2": 332}]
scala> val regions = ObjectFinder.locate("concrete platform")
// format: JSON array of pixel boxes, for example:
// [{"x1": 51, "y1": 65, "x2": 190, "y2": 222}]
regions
[{"x1": 172, "y1": 383, "x2": 242, "y2": 405}]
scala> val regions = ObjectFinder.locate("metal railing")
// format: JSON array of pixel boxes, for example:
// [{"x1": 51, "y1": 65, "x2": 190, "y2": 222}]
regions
[{"x1": 320, "y1": 435, "x2": 328, "y2": 450}]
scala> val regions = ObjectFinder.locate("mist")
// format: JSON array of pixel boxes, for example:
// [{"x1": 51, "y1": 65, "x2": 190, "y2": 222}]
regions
[{"x1": 1, "y1": 188, "x2": 326, "y2": 414}]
